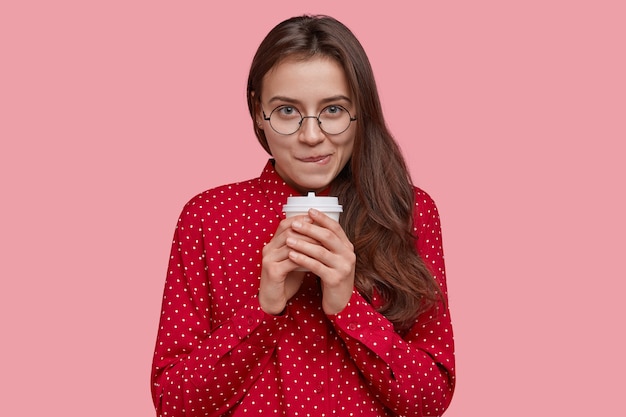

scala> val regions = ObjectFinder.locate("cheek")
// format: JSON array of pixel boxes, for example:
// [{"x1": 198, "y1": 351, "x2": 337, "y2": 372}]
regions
[
  {"x1": 265, "y1": 136, "x2": 286, "y2": 155},
  {"x1": 337, "y1": 135, "x2": 356, "y2": 157}
]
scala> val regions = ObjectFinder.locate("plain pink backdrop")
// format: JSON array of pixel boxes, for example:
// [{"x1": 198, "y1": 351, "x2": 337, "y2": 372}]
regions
[{"x1": 1, "y1": 1, "x2": 624, "y2": 415}]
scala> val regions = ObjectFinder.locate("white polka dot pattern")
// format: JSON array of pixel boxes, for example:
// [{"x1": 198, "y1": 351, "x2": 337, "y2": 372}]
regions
[{"x1": 151, "y1": 160, "x2": 455, "y2": 416}]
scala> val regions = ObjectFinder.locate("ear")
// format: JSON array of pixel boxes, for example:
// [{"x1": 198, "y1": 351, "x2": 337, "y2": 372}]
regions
[{"x1": 250, "y1": 91, "x2": 264, "y2": 130}]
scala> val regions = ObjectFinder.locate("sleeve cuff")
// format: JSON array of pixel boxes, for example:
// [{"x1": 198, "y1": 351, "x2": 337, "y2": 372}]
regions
[
  {"x1": 327, "y1": 290, "x2": 395, "y2": 358},
  {"x1": 231, "y1": 294, "x2": 289, "y2": 347}
]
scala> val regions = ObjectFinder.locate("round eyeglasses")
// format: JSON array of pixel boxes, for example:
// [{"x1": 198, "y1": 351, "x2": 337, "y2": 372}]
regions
[{"x1": 262, "y1": 105, "x2": 357, "y2": 135}]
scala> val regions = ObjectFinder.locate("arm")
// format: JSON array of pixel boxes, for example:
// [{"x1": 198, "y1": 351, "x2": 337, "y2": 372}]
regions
[
  {"x1": 327, "y1": 191, "x2": 455, "y2": 416},
  {"x1": 151, "y1": 204, "x2": 288, "y2": 417}
]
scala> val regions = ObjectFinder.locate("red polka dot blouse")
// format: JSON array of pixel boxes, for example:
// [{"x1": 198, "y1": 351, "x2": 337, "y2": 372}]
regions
[{"x1": 151, "y1": 160, "x2": 455, "y2": 416}]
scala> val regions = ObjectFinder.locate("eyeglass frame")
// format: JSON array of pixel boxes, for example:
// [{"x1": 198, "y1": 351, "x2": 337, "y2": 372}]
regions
[{"x1": 261, "y1": 104, "x2": 357, "y2": 136}]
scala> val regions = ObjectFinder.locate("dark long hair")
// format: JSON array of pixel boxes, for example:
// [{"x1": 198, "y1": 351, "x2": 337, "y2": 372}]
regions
[{"x1": 247, "y1": 15, "x2": 441, "y2": 332}]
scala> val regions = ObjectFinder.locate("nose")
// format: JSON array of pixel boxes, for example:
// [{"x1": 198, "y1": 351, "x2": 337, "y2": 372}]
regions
[{"x1": 297, "y1": 116, "x2": 325, "y2": 145}]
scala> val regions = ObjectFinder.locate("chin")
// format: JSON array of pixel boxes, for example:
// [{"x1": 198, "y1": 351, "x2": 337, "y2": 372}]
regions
[{"x1": 298, "y1": 181, "x2": 333, "y2": 194}]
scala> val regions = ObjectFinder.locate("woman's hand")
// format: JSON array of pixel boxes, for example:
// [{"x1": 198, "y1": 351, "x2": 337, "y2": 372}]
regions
[
  {"x1": 259, "y1": 215, "x2": 313, "y2": 315},
  {"x1": 286, "y1": 209, "x2": 356, "y2": 315}
]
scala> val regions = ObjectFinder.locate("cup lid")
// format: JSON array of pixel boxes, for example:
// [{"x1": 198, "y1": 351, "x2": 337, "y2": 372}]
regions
[{"x1": 283, "y1": 192, "x2": 343, "y2": 213}]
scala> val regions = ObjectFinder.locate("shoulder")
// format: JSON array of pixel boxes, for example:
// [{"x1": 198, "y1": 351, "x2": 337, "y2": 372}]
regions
[
  {"x1": 413, "y1": 186, "x2": 440, "y2": 218},
  {"x1": 411, "y1": 187, "x2": 447, "y2": 271},
  {"x1": 178, "y1": 177, "x2": 263, "y2": 220},
  {"x1": 411, "y1": 186, "x2": 445, "y2": 242}
]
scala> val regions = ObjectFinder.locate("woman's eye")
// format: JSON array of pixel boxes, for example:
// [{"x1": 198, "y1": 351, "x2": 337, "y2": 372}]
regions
[
  {"x1": 278, "y1": 106, "x2": 297, "y2": 116},
  {"x1": 322, "y1": 105, "x2": 344, "y2": 116}
]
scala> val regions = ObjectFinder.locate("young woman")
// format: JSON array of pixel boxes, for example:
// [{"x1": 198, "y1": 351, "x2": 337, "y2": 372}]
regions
[{"x1": 152, "y1": 15, "x2": 455, "y2": 416}]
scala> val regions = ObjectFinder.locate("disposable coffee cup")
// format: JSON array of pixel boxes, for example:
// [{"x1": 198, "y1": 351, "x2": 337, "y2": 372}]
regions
[
  {"x1": 283, "y1": 192, "x2": 343, "y2": 271},
  {"x1": 283, "y1": 192, "x2": 343, "y2": 221}
]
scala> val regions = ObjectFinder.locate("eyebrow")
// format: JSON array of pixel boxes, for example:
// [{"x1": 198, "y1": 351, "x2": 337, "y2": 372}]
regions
[{"x1": 267, "y1": 95, "x2": 353, "y2": 105}]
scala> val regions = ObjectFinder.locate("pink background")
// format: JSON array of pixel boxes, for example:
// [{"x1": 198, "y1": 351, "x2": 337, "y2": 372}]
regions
[{"x1": 2, "y1": 1, "x2": 624, "y2": 415}]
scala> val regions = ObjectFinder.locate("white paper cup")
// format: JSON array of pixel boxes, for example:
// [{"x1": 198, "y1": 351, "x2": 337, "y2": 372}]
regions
[
  {"x1": 283, "y1": 192, "x2": 343, "y2": 271},
  {"x1": 283, "y1": 192, "x2": 343, "y2": 221}
]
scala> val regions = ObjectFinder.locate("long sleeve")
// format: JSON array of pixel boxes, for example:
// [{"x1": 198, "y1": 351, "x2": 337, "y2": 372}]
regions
[
  {"x1": 151, "y1": 203, "x2": 288, "y2": 416},
  {"x1": 327, "y1": 189, "x2": 455, "y2": 416}
]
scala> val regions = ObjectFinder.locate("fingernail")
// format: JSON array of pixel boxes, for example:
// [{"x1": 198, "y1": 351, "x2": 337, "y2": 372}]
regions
[
  {"x1": 309, "y1": 208, "x2": 319, "y2": 216},
  {"x1": 292, "y1": 221, "x2": 302, "y2": 228}
]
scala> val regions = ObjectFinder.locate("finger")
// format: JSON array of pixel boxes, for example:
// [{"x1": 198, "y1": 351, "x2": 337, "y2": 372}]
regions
[
  {"x1": 262, "y1": 251, "x2": 307, "y2": 280},
  {"x1": 308, "y1": 209, "x2": 345, "y2": 235},
  {"x1": 286, "y1": 238, "x2": 354, "y2": 280},
  {"x1": 287, "y1": 249, "x2": 331, "y2": 275},
  {"x1": 291, "y1": 215, "x2": 352, "y2": 253},
  {"x1": 286, "y1": 237, "x2": 333, "y2": 267},
  {"x1": 273, "y1": 215, "x2": 313, "y2": 240},
  {"x1": 287, "y1": 246, "x2": 354, "y2": 285},
  {"x1": 265, "y1": 217, "x2": 313, "y2": 254}
]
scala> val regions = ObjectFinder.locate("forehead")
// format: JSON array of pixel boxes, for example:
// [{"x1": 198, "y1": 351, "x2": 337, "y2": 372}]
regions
[{"x1": 261, "y1": 56, "x2": 351, "y2": 104}]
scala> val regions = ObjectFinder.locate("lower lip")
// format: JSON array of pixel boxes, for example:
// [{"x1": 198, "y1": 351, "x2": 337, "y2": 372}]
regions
[{"x1": 300, "y1": 155, "x2": 331, "y2": 165}]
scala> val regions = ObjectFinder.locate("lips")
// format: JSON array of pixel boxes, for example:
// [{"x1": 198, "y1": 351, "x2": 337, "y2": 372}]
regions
[{"x1": 298, "y1": 155, "x2": 331, "y2": 163}]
